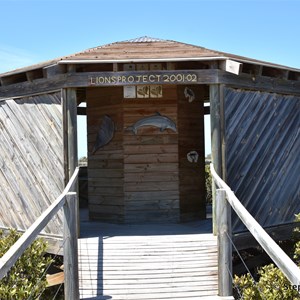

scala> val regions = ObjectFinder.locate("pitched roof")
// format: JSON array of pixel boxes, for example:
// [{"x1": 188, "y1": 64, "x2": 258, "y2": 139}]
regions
[
  {"x1": 1, "y1": 36, "x2": 299, "y2": 77},
  {"x1": 64, "y1": 36, "x2": 221, "y2": 61}
]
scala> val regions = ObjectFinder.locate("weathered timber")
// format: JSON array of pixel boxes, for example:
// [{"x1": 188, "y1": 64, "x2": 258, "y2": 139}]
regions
[
  {"x1": 224, "y1": 88, "x2": 300, "y2": 232},
  {"x1": 216, "y1": 189, "x2": 232, "y2": 297},
  {"x1": 63, "y1": 192, "x2": 79, "y2": 300},
  {"x1": 43, "y1": 64, "x2": 66, "y2": 78},
  {"x1": 0, "y1": 70, "x2": 219, "y2": 98},
  {"x1": 219, "y1": 69, "x2": 300, "y2": 96},
  {"x1": 211, "y1": 163, "x2": 300, "y2": 288},
  {"x1": 47, "y1": 272, "x2": 64, "y2": 287},
  {"x1": 0, "y1": 93, "x2": 64, "y2": 235},
  {"x1": 0, "y1": 168, "x2": 79, "y2": 280},
  {"x1": 78, "y1": 222, "x2": 219, "y2": 299},
  {"x1": 64, "y1": 87, "x2": 78, "y2": 179},
  {"x1": 177, "y1": 85, "x2": 206, "y2": 221},
  {"x1": 210, "y1": 84, "x2": 224, "y2": 234},
  {"x1": 122, "y1": 85, "x2": 181, "y2": 223},
  {"x1": 87, "y1": 87, "x2": 125, "y2": 222},
  {"x1": 2, "y1": 68, "x2": 300, "y2": 99}
]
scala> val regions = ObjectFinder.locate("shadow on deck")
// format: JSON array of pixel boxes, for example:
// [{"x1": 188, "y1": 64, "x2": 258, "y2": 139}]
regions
[
  {"x1": 79, "y1": 208, "x2": 213, "y2": 238},
  {"x1": 78, "y1": 208, "x2": 218, "y2": 300}
]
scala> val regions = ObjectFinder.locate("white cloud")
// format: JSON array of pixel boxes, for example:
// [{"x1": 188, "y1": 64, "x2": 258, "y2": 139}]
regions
[{"x1": 0, "y1": 45, "x2": 37, "y2": 74}]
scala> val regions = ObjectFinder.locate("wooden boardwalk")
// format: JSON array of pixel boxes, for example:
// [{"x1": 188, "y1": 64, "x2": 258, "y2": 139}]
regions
[{"x1": 78, "y1": 212, "x2": 229, "y2": 299}]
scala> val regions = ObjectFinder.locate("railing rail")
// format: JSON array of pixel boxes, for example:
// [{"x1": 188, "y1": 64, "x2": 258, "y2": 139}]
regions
[
  {"x1": 0, "y1": 167, "x2": 80, "y2": 300},
  {"x1": 210, "y1": 163, "x2": 300, "y2": 296}
]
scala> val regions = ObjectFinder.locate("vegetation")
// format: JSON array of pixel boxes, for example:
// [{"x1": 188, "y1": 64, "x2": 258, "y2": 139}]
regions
[
  {"x1": 0, "y1": 229, "x2": 53, "y2": 299},
  {"x1": 205, "y1": 164, "x2": 212, "y2": 204},
  {"x1": 78, "y1": 156, "x2": 87, "y2": 166},
  {"x1": 234, "y1": 214, "x2": 300, "y2": 299}
]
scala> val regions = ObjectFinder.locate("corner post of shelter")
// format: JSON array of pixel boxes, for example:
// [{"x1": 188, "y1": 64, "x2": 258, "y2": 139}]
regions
[
  {"x1": 210, "y1": 84, "x2": 225, "y2": 235},
  {"x1": 62, "y1": 87, "x2": 78, "y2": 182},
  {"x1": 62, "y1": 84, "x2": 79, "y2": 231},
  {"x1": 63, "y1": 192, "x2": 80, "y2": 300},
  {"x1": 216, "y1": 188, "x2": 232, "y2": 297}
]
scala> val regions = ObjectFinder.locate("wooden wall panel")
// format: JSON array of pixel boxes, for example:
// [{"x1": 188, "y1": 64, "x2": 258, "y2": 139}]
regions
[
  {"x1": 123, "y1": 85, "x2": 180, "y2": 223},
  {"x1": 0, "y1": 92, "x2": 64, "y2": 236},
  {"x1": 87, "y1": 87, "x2": 124, "y2": 223},
  {"x1": 177, "y1": 85, "x2": 206, "y2": 221},
  {"x1": 86, "y1": 85, "x2": 205, "y2": 224},
  {"x1": 225, "y1": 88, "x2": 300, "y2": 232}
]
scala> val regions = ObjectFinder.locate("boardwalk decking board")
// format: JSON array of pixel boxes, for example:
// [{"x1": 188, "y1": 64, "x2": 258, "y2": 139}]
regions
[{"x1": 78, "y1": 219, "x2": 222, "y2": 300}]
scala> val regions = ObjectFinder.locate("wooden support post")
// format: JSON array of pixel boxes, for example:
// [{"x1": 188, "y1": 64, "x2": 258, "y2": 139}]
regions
[
  {"x1": 63, "y1": 192, "x2": 79, "y2": 300},
  {"x1": 216, "y1": 189, "x2": 232, "y2": 297},
  {"x1": 66, "y1": 87, "x2": 78, "y2": 180},
  {"x1": 210, "y1": 84, "x2": 224, "y2": 235},
  {"x1": 63, "y1": 86, "x2": 79, "y2": 233}
]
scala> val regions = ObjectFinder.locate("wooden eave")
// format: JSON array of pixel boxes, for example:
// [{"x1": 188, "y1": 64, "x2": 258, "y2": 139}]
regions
[{"x1": 1, "y1": 37, "x2": 300, "y2": 98}]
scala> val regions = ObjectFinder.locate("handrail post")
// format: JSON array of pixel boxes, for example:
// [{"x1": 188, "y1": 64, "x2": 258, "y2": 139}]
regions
[
  {"x1": 64, "y1": 192, "x2": 79, "y2": 300},
  {"x1": 216, "y1": 188, "x2": 232, "y2": 297}
]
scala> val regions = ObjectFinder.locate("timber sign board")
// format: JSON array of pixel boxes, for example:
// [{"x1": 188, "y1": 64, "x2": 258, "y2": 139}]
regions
[{"x1": 89, "y1": 71, "x2": 198, "y2": 86}]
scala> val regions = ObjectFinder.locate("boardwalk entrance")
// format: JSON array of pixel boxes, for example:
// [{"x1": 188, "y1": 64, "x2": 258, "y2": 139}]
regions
[{"x1": 78, "y1": 213, "x2": 223, "y2": 299}]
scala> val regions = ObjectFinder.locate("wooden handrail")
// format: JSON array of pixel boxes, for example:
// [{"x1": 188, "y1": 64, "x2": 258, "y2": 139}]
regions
[
  {"x1": 0, "y1": 167, "x2": 79, "y2": 280},
  {"x1": 210, "y1": 163, "x2": 300, "y2": 287}
]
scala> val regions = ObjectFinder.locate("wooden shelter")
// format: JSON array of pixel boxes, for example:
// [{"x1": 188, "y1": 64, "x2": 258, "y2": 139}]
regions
[{"x1": 0, "y1": 36, "x2": 299, "y2": 237}]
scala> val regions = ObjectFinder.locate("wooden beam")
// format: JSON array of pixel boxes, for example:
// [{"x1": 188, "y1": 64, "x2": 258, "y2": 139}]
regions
[
  {"x1": 0, "y1": 70, "x2": 219, "y2": 98},
  {"x1": 43, "y1": 64, "x2": 66, "y2": 78},
  {"x1": 63, "y1": 192, "x2": 79, "y2": 300},
  {"x1": 210, "y1": 84, "x2": 224, "y2": 235},
  {"x1": 113, "y1": 63, "x2": 118, "y2": 72},
  {"x1": 216, "y1": 189, "x2": 232, "y2": 297},
  {"x1": 26, "y1": 69, "x2": 44, "y2": 82},
  {"x1": 219, "y1": 70, "x2": 300, "y2": 95},
  {"x1": 1, "y1": 69, "x2": 300, "y2": 99},
  {"x1": 210, "y1": 84, "x2": 223, "y2": 176},
  {"x1": 47, "y1": 272, "x2": 64, "y2": 287},
  {"x1": 63, "y1": 88, "x2": 78, "y2": 182}
]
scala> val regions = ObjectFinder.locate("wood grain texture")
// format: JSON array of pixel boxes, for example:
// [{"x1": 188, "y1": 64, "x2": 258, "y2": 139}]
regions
[
  {"x1": 0, "y1": 92, "x2": 64, "y2": 236},
  {"x1": 177, "y1": 85, "x2": 206, "y2": 221},
  {"x1": 224, "y1": 88, "x2": 300, "y2": 232},
  {"x1": 86, "y1": 84, "x2": 208, "y2": 223},
  {"x1": 123, "y1": 85, "x2": 180, "y2": 223},
  {"x1": 78, "y1": 224, "x2": 219, "y2": 299},
  {"x1": 0, "y1": 169, "x2": 79, "y2": 281},
  {"x1": 87, "y1": 87, "x2": 125, "y2": 222},
  {"x1": 211, "y1": 163, "x2": 300, "y2": 289}
]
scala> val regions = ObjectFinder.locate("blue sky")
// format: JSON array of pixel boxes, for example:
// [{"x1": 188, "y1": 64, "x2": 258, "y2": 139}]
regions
[{"x1": 1, "y1": 0, "x2": 299, "y2": 157}]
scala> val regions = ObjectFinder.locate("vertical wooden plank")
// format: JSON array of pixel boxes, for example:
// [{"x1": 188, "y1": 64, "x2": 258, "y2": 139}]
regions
[
  {"x1": 64, "y1": 64, "x2": 78, "y2": 182},
  {"x1": 210, "y1": 84, "x2": 223, "y2": 179},
  {"x1": 216, "y1": 188, "x2": 232, "y2": 297},
  {"x1": 64, "y1": 192, "x2": 79, "y2": 300},
  {"x1": 177, "y1": 84, "x2": 206, "y2": 221},
  {"x1": 62, "y1": 89, "x2": 69, "y2": 184},
  {"x1": 219, "y1": 84, "x2": 226, "y2": 181},
  {"x1": 62, "y1": 87, "x2": 79, "y2": 233},
  {"x1": 210, "y1": 84, "x2": 224, "y2": 235},
  {"x1": 87, "y1": 87, "x2": 125, "y2": 222}
]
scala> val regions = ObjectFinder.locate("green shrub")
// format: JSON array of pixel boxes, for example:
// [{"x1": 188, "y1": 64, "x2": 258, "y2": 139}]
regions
[
  {"x1": 234, "y1": 263, "x2": 300, "y2": 299},
  {"x1": 205, "y1": 164, "x2": 212, "y2": 204},
  {"x1": 0, "y1": 229, "x2": 53, "y2": 299},
  {"x1": 234, "y1": 214, "x2": 300, "y2": 299}
]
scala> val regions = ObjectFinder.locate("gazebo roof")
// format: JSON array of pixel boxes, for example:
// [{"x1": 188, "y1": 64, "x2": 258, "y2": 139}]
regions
[{"x1": 1, "y1": 36, "x2": 299, "y2": 78}]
